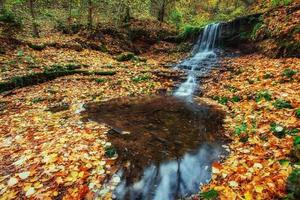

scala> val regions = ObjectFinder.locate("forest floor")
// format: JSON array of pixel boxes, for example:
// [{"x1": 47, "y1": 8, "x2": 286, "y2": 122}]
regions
[{"x1": 0, "y1": 33, "x2": 299, "y2": 200}]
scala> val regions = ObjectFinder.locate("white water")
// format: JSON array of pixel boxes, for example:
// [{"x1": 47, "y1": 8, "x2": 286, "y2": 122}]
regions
[{"x1": 174, "y1": 23, "x2": 220, "y2": 99}]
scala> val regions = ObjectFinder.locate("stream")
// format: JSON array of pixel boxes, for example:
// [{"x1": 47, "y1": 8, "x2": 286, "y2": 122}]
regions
[{"x1": 82, "y1": 23, "x2": 227, "y2": 199}]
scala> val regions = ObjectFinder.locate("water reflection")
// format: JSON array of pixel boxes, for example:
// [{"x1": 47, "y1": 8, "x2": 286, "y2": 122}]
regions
[{"x1": 115, "y1": 143, "x2": 224, "y2": 200}]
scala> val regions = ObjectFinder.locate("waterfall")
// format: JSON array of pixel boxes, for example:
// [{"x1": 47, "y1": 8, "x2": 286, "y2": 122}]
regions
[{"x1": 174, "y1": 23, "x2": 220, "y2": 99}]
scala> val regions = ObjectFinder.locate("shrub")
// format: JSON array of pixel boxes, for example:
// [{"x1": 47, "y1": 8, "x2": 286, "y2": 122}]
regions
[
  {"x1": 199, "y1": 189, "x2": 218, "y2": 200},
  {"x1": 95, "y1": 78, "x2": 106, "y2": 83},
  {"x1": 283, "y1": 69, "x2": 297, "y2": 78},
  {"x1": 132, "y1": 74, "x2": 150, "y2": 83},
  {"x1": 270, "y1": 122, "x2": 286, "y2": 138},
  {"x1": 169, "y1": 9, "x2": 183, "y2": 31},
  {"x1": 213, "y1": 96, "x2": 228, "y2": 105},
  {"x1": 0, "y1": 9, "x2": 21, "y2": 26},
  {"x1": 231, "y1": 96, "x2": 241, "y2": 102},
  {"x1": 255, "y1": 90, "x2": 272, "y2": 102},
  {"x1": 287, "y1": 169, "x2": 300, "y2": 198},
  {"x1": 235, "y1": 123, "x2": 247, "y2": 135},
  {"x1": 296, "y1": 108, "x2": 300, "y2": 118},
  {"x1": 180, "y1": 25, "x2": 202, "y2": 41},
  {"x1": 105, "y1": 146, "x2": 117, "y2": 158},
  {"x1": 273, "y1": 99, "x2": 292, "y2": 109}
]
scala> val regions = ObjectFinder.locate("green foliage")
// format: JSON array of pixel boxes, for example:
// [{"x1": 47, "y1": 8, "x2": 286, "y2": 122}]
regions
[
  {"x1": 179, "y1": 25, "x2": 202, "y2": 40},
  {"x1": 0, "y1": 9, "x2": 21, "y2": 26},
  {"x1": 199, "y1": 189, "x2": 218, "y2": 200},
  {"x1": 95, "y1": 78, "x2": 106, "y2": 83},
  {"x1": 231, "y1": 96, "x2": 241, "y2": 102},
  {"x1": 31, "y1": 97, "x2": 44, "y2": 103},
  {"x1": 169, "y1": 9, "x2": 183, "y2": 30},
  {"x1": 271, "y1": 0, "x2": 293, "y2": 7},
  {"x1": 251, "y1": 22, "x2": 262, "y2": 39},
  {"x1": 17, "y1": 50, "x2": 24, "y2": 57},
  {"x1": 287, "y1": 169, "x2": 300, "y2": 198},
  {"x1": 132, "y1": 74, "x2": 150, "y2": 83},
  {"x1": 296, "y1": 108, "x2": 300, "y2": 118},
  {"x1": 273, "y1": 99, "x2": 292, "y2": 109},
  {"x1": 283, "y1": 69, "x2": 297, "y2": 78},
  {"x1": 270, "y1": 122, "x2": 285, "y2": 138},
  {"x1": 235, "y1": 122, "x2": 247, "y2": 135},
  {"x1": 294, "y1": 136, "x2": 300, "y2": 146},
  {"x1": 105, "y1": 146, "x2": 117, "y2": 158},
  {"x1": 255, "y1": 90, "x2": 272, "y2": 102},
  {"x1": 213, "y1": 96, "x2": 228, "y2": 105},
  {"x1": 263, "y1": 73, "x2": 274, "y2": 79}
]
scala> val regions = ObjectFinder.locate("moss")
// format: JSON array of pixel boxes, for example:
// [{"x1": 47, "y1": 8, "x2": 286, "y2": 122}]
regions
[
  {"x1": 0, "y1": 69, "x2": 116, "y2": 93},
  {"x1": 28, "y1": 43, "x2": 46, "y2": 51}
]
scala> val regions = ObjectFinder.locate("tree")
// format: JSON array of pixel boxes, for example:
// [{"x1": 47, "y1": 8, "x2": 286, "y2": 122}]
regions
[
  {"x1": 87, "y1": 0, "x2": 93, "y2": 30},
  {"x1": 151, "y1": 0, "x2": 176, "y2": 22},
  {"x1": 28, "y1": 0, "x2": 39, "y2": 37},
  {"x1": 0, "y1": 0, "x2": 5, "y2": 12}
]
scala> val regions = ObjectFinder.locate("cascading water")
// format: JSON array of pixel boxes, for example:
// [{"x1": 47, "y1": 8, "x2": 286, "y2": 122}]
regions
[
  {"x1": 91, "y1": 23, "x2": 227, "y2": 200},
  {"x1": 174, "y1": 23, "x2": 220, "y2": 99}
]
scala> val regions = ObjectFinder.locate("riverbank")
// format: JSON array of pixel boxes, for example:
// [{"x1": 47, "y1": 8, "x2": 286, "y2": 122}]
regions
[{"x1": 200, "y1": 54, "x2": 300, "y2": 199}]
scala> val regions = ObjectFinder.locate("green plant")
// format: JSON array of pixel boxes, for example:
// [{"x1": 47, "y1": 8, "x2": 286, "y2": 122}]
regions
[
  {"x1": 132, "y1": 74, "x2": 150, "y2": 83},
  {"x1": 271, "y1": 0, "x2": 293, "y2": 7},
  {"x1": 32, "y1": 97, "x2": 44, "y2": 103},
  {"x1": 255, "y1": 90, "x2": 272, "y2": 102},
  {"x1": 287, "y1": 169, "x2": 300, "y2": 198},
  {"x1": 95, "y1": 78, "x2": 106, "y2": 83},
  {"x1": 199, "y1": 189, "x2": 218, "y2": 200},
  {"x1": 296, "y1": 108, "x2": 300, "y2": 118},
  {"x1": 251, "y1": 22, "x2": 263, "y2": 39},
  {"x1": 169, "y1": 9, "x2": 183, "y2": 31},
  {"x1": 263, "y1": 73, "x2": 273, "y2": 79},
  {"x1": 232, "y1": 96, "x2": 241, "y2": 102},
  {"x1": 270, "y1": 122, "x2": 285, "y2": 138},
  {"x1": 180, "y1": 25, "x2": 202, "y2": 40},
  {"x1": 273, "y1": 99, "x2": 292, "y2": 109},
  {"x1": 0, "y1": 9, "x2": 21, "y2": 26},
  {"x1": 283, "y1": 69, "x2": 297, "y2": 78},
  {"x1": 235, "y1": 122, "x2": 247, "y2": 135},
  {"x1": 105, "y1": 146, "x2": 117, "y2": 158},
  {"x1": 17, "y1": 50, "x2": 24, "y2": 57},
  {"x1": 213, "y1": 96, "x2": 228, "y2": 105}
]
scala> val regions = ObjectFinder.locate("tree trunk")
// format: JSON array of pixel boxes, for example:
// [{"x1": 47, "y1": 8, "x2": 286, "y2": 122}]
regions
[
  {"x1": 158, "y1": 0, "x2": 165, "y2": 22},
  {"x1": 0, "y1": 0, "x2": 5, "y2": 12},
  {"x1": 29, "y1": 0, "x2": 39, "y2": 37},
  {"x1": 87, "y1": 0, "x2": 93, "y2": 30},
  {"x1": 68, "y1": 0, "x2": 72, "y2": 33}
]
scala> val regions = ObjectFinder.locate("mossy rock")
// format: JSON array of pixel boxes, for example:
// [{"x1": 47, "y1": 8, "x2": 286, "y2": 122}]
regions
[
  {"x1": 28, "y1": 43, "x2": 46, "y2": 51},
  {"x1": 116, "y1": 52, "x2": 136, "y2": 62},
  {"x1": 287, "y1": 169, "x2": 300, "y2": 198}
]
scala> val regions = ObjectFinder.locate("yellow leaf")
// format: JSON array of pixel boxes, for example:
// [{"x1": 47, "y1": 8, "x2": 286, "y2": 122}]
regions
[
  {"x1": 255, "y1": 185, "x2": 264, "y2": 193},
  {"x1": 245, "y1": 191, "x2": 252, "y2": 200}
]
